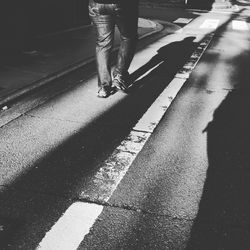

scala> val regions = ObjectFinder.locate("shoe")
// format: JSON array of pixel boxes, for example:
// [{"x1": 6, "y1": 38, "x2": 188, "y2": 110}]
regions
[
  {"x1": 112, "y1": 74, "x2": 129, "y2": 91},
  {"x1": 97, "y1": 85, "x2": 113, "y2": 98}
]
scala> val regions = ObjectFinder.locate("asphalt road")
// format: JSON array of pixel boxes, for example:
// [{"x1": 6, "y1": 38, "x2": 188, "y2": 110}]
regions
[{"x1": 1, "y1": 5, "x2": 250, "y2": 250}]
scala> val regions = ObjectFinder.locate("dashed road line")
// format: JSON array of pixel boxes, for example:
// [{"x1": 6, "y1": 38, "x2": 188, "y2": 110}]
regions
[
  {"x1": 176, "y1": 34, "x2": 214, "y2": 79},
  {"x1": 36, "y1": 202, "x2": 103, "y2": 250},
  {"x1": 36, "y1": 31, "x2": 214, "y2": 250},
  {"x1": 232, "y1": 20, "x2": 249, "y2": 30},
  {"x1": 199, "y1": 19, "x2": 220, "y2": 29},
  {"x1": 173, "y1": 18, "x2": 193, "y2": 24}
]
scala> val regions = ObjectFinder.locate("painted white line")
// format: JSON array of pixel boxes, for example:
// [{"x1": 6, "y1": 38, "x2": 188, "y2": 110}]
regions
[
  {"x1": 232, "y1": 20, "x2": 249, "y2": 30},
  {"x1": 138, "y1": 18, "x2": 157, "y2": 28},
  {"x1": 173, "y1": 18, "x2": 193, "y2": 24},
  {"x1": 95, "y1": 78, "x2": 186, "y2": 194},
  {"x1": 80, "y1": 34, "x2": 215, "y2": 202},
  {"x1": 199, "y1": 19, "x2": 220, "y2": 29},
  {"x1": 36, "y1": 202, "x2": 103, "y2": 250},
  {"x1": 176, "y1": 34, "x2": 214, "y2": 79},
  {"x1": 36, "y1": 32, "x2": 214, "y2": 250},
  {"x1": 80, "y1": 130, "x2": 151, "y2": 202},
  {"x1": 134, "y1": 78, "x2": 186, "y2": 132}
]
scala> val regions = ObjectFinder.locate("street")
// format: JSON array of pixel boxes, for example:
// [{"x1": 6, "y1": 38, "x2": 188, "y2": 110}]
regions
[{"x1": 1, "y1": 5, "x2": 250, "y2": 250}]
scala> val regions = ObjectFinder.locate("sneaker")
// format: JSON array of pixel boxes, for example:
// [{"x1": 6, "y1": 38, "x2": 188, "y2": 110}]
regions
[
  {"x1": 112, "y1": 74, "x2": 129, "y2": 91},
  {"x1": 97, "y1": 85, "x2": 113, "y2": 98}
]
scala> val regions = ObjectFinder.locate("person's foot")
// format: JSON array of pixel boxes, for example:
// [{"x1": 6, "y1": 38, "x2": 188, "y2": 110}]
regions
[
  {"x1": 112, "y1": 73, "x2": 130, "y2": 91},
  {"x1": 97, "y1": 85, "x2": 113, "y2": 98}
]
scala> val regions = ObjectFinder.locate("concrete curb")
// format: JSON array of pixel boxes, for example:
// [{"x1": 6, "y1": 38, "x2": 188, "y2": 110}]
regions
[{"x1": 0, "y1": 19, "x2": 163, "y2": 108}]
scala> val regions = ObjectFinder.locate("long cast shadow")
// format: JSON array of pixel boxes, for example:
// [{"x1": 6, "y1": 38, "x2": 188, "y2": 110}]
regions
[{"x1": 128, "y1": 36, "x2": 197, "y2": 92}]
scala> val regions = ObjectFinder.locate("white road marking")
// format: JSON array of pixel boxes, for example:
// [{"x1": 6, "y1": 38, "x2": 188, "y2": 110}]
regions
[
  {"x1": 174, "y1": 18, "x2": 193, "y2": 24},
  {"x1": 199, "y1": 19, "x2": 220, "y2": 29},
  {"x1": 80, "y1": 34, "x2": 215, "y2": 202},
  {"x1": 134, "y1": 78, "x2": 186, "y2": 132},
  {"x1": 36, "y1": 202, "x2": 103, "y2": 250},
  {"x1": 36, "y1": 30, "x2": 214, "y2": 250},
  {"x1": 232, "y1": 20, "x2": 249, "y2": 30}
]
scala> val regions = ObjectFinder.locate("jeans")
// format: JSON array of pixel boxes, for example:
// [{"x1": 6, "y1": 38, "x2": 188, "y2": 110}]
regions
[{"x1": 89, "y1": 0, "x2": 138, "y2": 87}]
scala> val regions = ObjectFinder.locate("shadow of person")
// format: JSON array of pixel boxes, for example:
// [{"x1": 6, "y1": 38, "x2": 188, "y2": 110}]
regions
[
  {"x1": 187, "y1": 89, "x2": 250, "y2": 250},
  {"x1": 0, "y1": 216, "x2": 23, "y2": 249},
  {"x1": 127, "y1": 36, "x2": 197, "y2": 92}
]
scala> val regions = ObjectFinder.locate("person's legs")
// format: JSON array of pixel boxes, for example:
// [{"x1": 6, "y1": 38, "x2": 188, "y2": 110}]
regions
[
  {"x1": 89, "y1": 0, "x2": 115, "y2": 97},
  {"x1": 112, "y1": 3, "x2": 138, "y2": 90}
]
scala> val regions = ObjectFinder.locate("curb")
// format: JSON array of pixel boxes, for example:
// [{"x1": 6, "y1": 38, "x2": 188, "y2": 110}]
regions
[{"x1": 0, "y1": 19, "x2": 163, "y2": 108}]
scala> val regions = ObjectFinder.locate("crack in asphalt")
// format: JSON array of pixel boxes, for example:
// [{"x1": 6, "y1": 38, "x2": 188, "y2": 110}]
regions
[{"x1": 76, "y1": 196, "x2": 194, "y2": 223}]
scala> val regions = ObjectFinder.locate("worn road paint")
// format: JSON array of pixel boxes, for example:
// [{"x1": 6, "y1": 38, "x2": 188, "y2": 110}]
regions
[
  {"x1": 36, "y1": 30, "x2": 214, "y2": 250},
  {"x1": 176, "y1": 34, "x2": 214, "y2": 79}
]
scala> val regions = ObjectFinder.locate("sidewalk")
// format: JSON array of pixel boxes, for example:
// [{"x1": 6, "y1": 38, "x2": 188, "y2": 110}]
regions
[{"x1": 0, "y1": 18, "x2": 163, "y2": 107}]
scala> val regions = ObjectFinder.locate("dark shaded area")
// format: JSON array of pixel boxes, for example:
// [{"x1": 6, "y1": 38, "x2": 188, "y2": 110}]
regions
[
  {"x1": 187, "y1": 0, "x2": 216, "y2": 10},
  {"x1": 187, "y1": 0, "x2": 238, "y2": 10},
  {"x1": 0, "y1": 0, "x2": 90, "y2": 51},
  {"x1": 0, "y1": 216, "x2": 22, "y2": 249},
  {"x1": 187, "y1": 89, "x2": 250, "y2": 250}
]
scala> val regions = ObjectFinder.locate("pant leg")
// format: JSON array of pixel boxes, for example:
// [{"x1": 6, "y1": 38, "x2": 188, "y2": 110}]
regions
[
  {"x1": 89, "y1": 1, "x2": 115, "y2": 87},
  {"x1": 113, "y1": 3, "x2": 139, "y2": 77}
]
